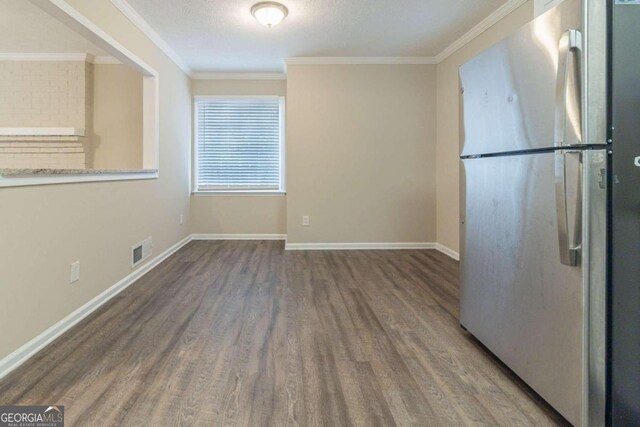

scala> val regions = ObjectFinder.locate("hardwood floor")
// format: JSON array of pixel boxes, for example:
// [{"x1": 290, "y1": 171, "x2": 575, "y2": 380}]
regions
[{"x1": 0, "y1": 241, "x2": 568, "y2": 426}]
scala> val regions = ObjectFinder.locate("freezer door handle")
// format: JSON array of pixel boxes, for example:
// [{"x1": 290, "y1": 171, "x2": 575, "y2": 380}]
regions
[
  {"x1": 554, "y1": 29, "x2": 583, "y2": 148},
  {"x1": 555, "y1": 150, "x2": 583, "y2": 266}
]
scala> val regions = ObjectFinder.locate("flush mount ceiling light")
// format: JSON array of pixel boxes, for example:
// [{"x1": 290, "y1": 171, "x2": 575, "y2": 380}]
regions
[{"x1": 251, "y1": 2, "x2": 288, "y2": 28}]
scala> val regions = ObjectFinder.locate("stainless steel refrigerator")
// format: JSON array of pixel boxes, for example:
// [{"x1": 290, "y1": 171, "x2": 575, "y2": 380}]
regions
[{"x1": 459, "y1": 0, "x2": 639, "y2": 425}]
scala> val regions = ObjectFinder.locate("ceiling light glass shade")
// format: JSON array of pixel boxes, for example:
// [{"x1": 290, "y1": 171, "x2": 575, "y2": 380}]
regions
[{"x1": 251, "y1": 2, "x2": 288, "y2": 28}]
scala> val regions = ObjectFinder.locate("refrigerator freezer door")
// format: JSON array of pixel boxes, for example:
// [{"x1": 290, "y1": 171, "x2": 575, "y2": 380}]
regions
[
  {"x1": 460, "y1": 0, "x2": 582, "y2": 156},
  {"x1": 611, "y1": 2, "x2": 640, "y2": 424},
  {"x1": 461, "y1": 151, "x2": 584, "y2": 425}
]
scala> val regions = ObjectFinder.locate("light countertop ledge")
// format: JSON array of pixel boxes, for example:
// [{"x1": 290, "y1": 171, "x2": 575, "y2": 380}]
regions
[{"x1": 0, "y1": 168, "x2": 158, "y2": 177}]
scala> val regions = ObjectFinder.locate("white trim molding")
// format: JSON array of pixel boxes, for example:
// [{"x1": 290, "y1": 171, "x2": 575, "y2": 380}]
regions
[
  {"x1": 191, "y1": 72, "x2": 287, "y2": 80},
  {"x1": 0, "y1": 53, "x2": 89, "y2": 62},
  {"x1": 0, "y1": 127, "x2": 85, "y2": 137},
  {"x1": 193, "y1": 95, "x2": 283, "y2": 101},
  {"x1": 435, "y1": 244, "x2": 460, "y2": 261},
  {"x1": 0, "y1": 234, "x2": 192, "y2": 381},
  {"x1": 92, "y1": 55, "x2": 122, "y2": 64},
  {"x1": 109, "y1": 0, "x2": 191, "y2": 75},
  {"x1": 0, "y1": 53, "x2": 121, "y2": 65},
  {"x1": 285, "y1": 57, "x2": 438, "y2": 66},
  {"x1": 434, "y1": 0, "x2": 528, "y2": 62},
  {"x1": 285, "y1": 242, "x2": 437, "y2": 251},
  {"x1": 285, "y1": 241, "x2": 460, "y2": 261},
  {"x1": 192, "y1": 191, "x2": 286, "y2": 197},
  {"x1": 192, "y1": 234, "x2": 287, "y2": 241}
]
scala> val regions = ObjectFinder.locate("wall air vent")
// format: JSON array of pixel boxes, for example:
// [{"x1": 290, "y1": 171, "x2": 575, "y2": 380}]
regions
[
  {"x1": 132, "y1": 246, "x2": 143, "y2": 265},
  {"x1": 132, "y1": 237, "x2": 152, "y2": 268}
]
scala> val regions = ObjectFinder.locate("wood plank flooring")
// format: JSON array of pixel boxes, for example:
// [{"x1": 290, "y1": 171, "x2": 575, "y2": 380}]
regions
[{"x1": 0, "y1": 241, "x2": 569, "y2": 426}]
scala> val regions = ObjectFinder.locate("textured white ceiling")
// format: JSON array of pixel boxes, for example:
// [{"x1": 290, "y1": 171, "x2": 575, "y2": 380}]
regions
[
  {"x1": 0, "y1": 0, "x2": 106, "y2": 55},
  {"x1": 125, "y1": 0, "x2": 507, "y2": 72}
]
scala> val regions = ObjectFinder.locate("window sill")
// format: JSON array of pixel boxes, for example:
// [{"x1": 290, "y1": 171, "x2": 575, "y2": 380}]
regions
[
  {"x1": 0, "y1": 169, "x2": 158, "y2": 187},
  {"x1": 192, "y1": 190, "x2": 286, "y2": 197}
]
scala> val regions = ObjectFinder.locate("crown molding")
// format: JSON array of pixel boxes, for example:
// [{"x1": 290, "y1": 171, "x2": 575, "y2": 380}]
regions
[
  {"x1": 110, "y1": 0, "x2": 191, "y2": 75},
  {"x1": 435, "y1": 0, "x2": 528, "y2": 63},
  {"x1": 285, "y1": 57, "x2": 438, "y2": 66},
  {"x1": 191, "y1": 72, "x2": 287, "y2": 80}
]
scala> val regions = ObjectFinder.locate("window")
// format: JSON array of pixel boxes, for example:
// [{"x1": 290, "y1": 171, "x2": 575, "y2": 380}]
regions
[{"x1": 194, "y1": 97, "x2": 285, "y2": 192}]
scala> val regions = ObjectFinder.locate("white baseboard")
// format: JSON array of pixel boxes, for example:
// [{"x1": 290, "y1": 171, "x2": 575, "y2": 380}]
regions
[
  {"x1": 0, "y1": 234, "x2": 192, "y2": 381},
  {"x1": 435, "y1": 243, "x2": 460, "y2": 261},
  {"x1": 285, "y1": 242, "x2": 436, "y2": 251},
  {"x1": 285, "y1": 241, "x2": 460, "y2": 260},
  {"x1": 191, "y1": 234, "x2": 286, "y2": 241}
]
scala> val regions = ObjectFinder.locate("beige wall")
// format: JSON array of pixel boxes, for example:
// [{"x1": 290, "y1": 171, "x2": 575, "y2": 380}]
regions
[
  {"x1": 286, "y1": 64, "x2": 437, "y2": 244},
  {"x1": 190, "y1": 79, "x2": 287, "y2": 235},
  {"x1": 0, "y1": 0, "x2": 191, "y2": 361},
  {"x1": 91, "y1": 63, "x2": 143, "y2": 169},
  {"x1": 191, "y1": 194, "x2": 286, "y2": 235},
  {"x1": 192, "y1": 79, "x2": 286, "y2": 97},
  {"x1": 435, "y1": 1, "x2": 534, "y2": 253}
]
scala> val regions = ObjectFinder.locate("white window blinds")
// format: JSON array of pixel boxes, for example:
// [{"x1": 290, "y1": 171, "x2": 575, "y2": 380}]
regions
[{"x1": 195, "y1": 98, "x2": 284, "y2": 191}]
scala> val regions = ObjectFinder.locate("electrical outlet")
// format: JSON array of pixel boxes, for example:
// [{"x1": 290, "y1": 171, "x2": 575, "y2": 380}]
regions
[
  {"x1": 302, "y1": 215, "x2": 310, "y2": 227},
  {"x1": 179, "y1": 214, "x2": 184, "y2": 225},
  {"x1": 70, "y1": 261, "x2": 80, "y2": 284}
]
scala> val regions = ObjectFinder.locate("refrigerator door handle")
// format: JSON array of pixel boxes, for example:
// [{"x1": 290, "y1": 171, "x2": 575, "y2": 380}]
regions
[
  {"x1": 554, "y1": 29, "x2": 583, "y2": 267},
  {"x1": 554, "y1": 29, "x2": 583, "y2": 148},
  {"x1": 555, "y1": 150, "x2": 583, "y2": 266}
]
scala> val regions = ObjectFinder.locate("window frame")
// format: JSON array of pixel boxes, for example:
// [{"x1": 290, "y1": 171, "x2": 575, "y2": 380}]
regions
[{"x1": 192, "y1": 95, "x2": 286, "y2": 195}]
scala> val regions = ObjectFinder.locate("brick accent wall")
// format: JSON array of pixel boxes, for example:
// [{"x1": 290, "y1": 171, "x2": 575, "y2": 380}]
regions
[
  {"x1": 0, "y1": 60, "x2": 92, "y2": 169},
  {"x1": 0, "y1": 61, "x2": 87, "y2": 128},
  {"x1": 0, "y1": 137, "x2": 85, "y2": 169}
]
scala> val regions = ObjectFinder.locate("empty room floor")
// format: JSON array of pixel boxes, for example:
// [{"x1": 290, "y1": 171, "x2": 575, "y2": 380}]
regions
[{"x1": 0, "y1": 241, "x2": 567, "y2": 426}]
